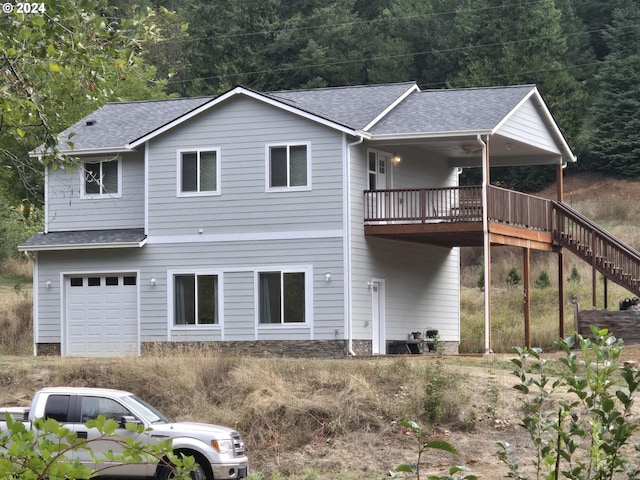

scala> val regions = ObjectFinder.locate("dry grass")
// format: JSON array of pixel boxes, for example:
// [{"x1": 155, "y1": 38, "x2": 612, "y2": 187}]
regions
[
  {"x1": 1, "y1": 175, "x2": 640, "y2": 479},
  {"x1": 0, "y1": 352, "x2": 468, "y2": 478}
]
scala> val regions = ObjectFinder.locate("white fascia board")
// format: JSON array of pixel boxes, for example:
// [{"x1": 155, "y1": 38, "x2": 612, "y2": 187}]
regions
[
  {"x1": 530, "y1": 88, "x2": 577, "y2": 164},
  {"x1": 127, "y1": 86, "x2": 358, "y2": 149},
  {"x1": 367, "y1": 129, "x2": 493, "y2": 141},
  {"x1": 18, "y1": 239, "x2": 147, "y2": 252},
  {"x1": 362, "y1": 83, "x2": 421, "y2": 132},
  {"x1": 30, "y1": 147, "x2": 132, "y2": 158}
]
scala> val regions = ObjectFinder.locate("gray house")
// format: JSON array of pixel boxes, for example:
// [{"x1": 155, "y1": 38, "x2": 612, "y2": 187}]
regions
[{"x1": 20, "y1": 82, "x2": 577, "y2": 357}]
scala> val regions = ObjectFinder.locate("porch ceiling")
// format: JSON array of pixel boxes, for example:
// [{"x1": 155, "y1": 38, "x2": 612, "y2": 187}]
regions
[{"x1": 367, "y1": 133, "x2": 563, "y2": 168}]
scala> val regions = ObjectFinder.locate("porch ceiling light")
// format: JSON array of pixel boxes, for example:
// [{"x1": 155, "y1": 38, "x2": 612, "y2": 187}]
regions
[{"x1": 392, "y1": 153, "x2": 401, "y2": 164}]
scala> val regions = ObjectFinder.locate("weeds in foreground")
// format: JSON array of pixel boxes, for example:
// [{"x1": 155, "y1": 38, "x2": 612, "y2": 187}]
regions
[
  {"x1": 392, "y1": 420, "x2": 477, "y2": 480},
  {"x1": 398, "y1": 328, "x2": 640, "y2": 480},
  {"x1": 499, "y1": 327, "x2": 640, "y2": 480}
]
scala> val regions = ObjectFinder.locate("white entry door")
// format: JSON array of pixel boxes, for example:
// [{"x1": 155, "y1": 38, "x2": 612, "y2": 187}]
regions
[
  {"x1": 370, "y1": 279, "x2": 386, "y2": 354},
  {"x1": 368, "y1": 150, "x2": 391, "y2": 221},
  {"x1": 65, "y1": 274, "x2": 138, "y2": 356}
]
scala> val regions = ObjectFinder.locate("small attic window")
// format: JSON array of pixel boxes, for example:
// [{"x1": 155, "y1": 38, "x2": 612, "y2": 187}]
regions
[{"x1": 85, "y1": 120, "x2": 96, "y2": 126}]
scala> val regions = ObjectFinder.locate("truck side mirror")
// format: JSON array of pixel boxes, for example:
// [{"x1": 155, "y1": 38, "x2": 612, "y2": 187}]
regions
[{"x1": 119, "y1": 415, "x2": 141, "y2": 428}]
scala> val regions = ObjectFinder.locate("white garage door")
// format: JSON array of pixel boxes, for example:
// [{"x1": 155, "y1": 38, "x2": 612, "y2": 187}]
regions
[{"x1": 66, "y1": 274, "x2": 138, "y2": 357}]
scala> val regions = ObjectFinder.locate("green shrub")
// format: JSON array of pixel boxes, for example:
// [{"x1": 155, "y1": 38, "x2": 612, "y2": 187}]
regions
[
  {"x1": 534, "y1": 270, "x2": 550, "y2": 288},
  {"x1": 476, "y1": 264, "x2": 484, "y2": 289},
  {"x1": 568, "y1": 265, "x2": 581, "y2": 283},
  {"x1": 505, "y1": 267, "x2": 521, "y2": 285}
]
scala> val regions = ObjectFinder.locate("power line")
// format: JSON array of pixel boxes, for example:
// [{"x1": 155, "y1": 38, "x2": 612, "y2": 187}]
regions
[
  {"x1": 159, "y1": 25, "x2": 637, "y2": 87},
  {"x1": 148, "y1": 0, "x2": 560, "y2": 46}
]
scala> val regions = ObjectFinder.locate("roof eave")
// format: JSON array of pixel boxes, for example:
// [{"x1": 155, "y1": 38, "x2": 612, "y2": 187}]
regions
[
  {"x1": 18, "y1": 239, "x2": 147, "y2": 252},
  {"x1": 522, "y1": 88, "x2": 577, "y2": 165},
  {"x1": 367, "y1": 129, "x2": 494, "y2": 141},
  {"x1": 29, "y1": 146, "x2": 133, "y2": 158}
]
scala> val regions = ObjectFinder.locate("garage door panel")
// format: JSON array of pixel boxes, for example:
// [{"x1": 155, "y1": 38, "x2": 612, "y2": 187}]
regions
[{"x1": 65, "y1": 274, "x2": 139, "y2": 357}]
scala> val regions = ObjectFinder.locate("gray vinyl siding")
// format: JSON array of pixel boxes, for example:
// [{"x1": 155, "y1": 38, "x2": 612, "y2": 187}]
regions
[
  {"x1": 500, "y1": 99, "x2": 560, "y2": 154},
  {"x1": 146, "y1": 96, "x2": 344, "y2": 237},
  {"x1": 46, "y1": 151, "x2": 144, "y2": 232},
  {"x1": 350, "y1": 143, "x2": 461, "y2": 343},
  {"x1": 34, "y1": 237, "x2": 345, "y2": 344}
]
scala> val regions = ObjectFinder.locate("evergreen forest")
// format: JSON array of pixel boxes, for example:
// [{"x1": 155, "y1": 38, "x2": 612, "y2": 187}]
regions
[{"x1": 1, "y1": 0, "x2": 640, "y2": 260}]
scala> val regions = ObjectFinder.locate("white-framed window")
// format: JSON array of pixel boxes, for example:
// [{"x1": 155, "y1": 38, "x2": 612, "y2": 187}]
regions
[
  {"x1": 177, "y1": 148, "x2": 220, "y2": 196},
  {"x1": 265, "y1": 143, "x2": 311, "y2": 191},
  {"x1": 173, "y1": 273, "x2": 220, "y2": 326},
  {"x1": 257, "y1": 268, "x2": 309, "y2": 324},
  {"x1": 81, "y1": 159, "x2": 121, "y2": 198}
]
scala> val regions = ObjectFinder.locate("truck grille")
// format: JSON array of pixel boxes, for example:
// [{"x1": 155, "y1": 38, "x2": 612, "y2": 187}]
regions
[{"x1": 231, "y1": 431, "x2": 245, "y2": 457}]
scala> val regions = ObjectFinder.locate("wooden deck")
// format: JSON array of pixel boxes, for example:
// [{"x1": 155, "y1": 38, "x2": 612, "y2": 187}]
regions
[
  {"x1": 365, "y1": 186, "x2": 640, "y2": 298},
  {"x1": 364, "y1": 185, "x2": 556, "y2": 251}
]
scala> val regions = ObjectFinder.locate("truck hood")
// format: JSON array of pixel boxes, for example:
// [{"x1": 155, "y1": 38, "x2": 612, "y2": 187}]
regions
[{"x1": 151, "y1": 421, "x2": 237, "y2": 438}]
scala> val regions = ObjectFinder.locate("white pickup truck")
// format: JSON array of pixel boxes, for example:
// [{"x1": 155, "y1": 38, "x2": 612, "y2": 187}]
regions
[{"x1": 0, "y1": 387, "x2": 249, "y2": 480}]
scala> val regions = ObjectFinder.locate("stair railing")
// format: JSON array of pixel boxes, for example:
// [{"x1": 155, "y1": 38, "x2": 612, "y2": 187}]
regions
[{"x1": 552, "y1": 201, "x2": 640, "y2": 296}]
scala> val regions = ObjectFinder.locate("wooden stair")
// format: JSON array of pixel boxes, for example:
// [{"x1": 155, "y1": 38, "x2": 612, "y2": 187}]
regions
[{"x1": 553, "y1": 202, "x2": 640, "y2": 296}]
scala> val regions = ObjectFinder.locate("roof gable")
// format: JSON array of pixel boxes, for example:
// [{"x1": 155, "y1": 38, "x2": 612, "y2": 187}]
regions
[{"x1": 367, "y1": 85, "x2": 536, "y2": 136}]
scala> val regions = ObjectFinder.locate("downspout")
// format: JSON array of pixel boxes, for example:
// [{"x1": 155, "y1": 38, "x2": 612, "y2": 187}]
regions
[
  {"x1": 345, "y1": 134, "x2": 364, "y2": 356},
  {"x1": 477, "y1": 134, "x2": 491, "y2": 354}
]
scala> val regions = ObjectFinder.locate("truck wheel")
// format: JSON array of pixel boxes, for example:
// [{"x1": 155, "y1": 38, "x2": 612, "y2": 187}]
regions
[{"x1": 157, "y1": 459, "x2": 209, "y2": 480}]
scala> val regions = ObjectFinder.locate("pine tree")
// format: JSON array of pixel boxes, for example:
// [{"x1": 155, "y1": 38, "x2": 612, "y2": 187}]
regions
[{"x1": 587, "y1": 0, "x2": 640, "y2": 177}]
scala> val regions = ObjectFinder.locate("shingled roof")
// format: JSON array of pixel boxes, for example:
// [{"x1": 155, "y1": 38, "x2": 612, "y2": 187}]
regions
[
  {"x1": 368, "y1": 85, "x2": 535, "y2": 135},
  {"x1": 265, "y1": 82, "x2": 418, "y2": 130},
  {"x1": 54, "y1": 96, "x2": 214, "y2": 153},
  {"x1": 45, "y1": 82, "x2": 568, "y2": 159},
  {"x1": 18, "y1": 229, "x2": 146, "y2": 251}
]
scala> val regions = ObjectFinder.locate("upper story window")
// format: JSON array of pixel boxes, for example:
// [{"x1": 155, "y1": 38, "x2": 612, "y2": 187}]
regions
[
  {"x1": 178, "y1": 148, "x2": 220, "y2": 196},
  {"x1": 81, "y1": 159, "x2": 121, "y2": 198},
  {"x1": 266, "y1": 143, "x2": 311, "y2": 191}
]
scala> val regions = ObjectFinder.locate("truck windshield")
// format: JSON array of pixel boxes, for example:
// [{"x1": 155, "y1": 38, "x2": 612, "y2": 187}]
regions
[{"x1": 128, "y1": 395, "x2": 173, "y2": 423}]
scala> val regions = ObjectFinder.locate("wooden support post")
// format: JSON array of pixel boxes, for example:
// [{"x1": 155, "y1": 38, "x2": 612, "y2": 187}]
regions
[
  {"x1": 592, "y1": 230, "x2": 597, "y2": 308},
  {"x1": 603, "y1": 277, "x2": 608, "y2": 310},
  {"x1": 592, "y1": 265, "x2": 597, "y2": 308},
  {"x1": 557, "y1": 164, "x2": 566, "y2": 339},
  {"x1": 523, "y1": 247, "x2": 531, "y2": 348},
  {"x1": 558, "y1": 250, "x2": 565, "y2": 339}
]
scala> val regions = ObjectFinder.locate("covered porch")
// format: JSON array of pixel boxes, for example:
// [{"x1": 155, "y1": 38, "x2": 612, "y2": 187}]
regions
[{"x1": 362, "y1": 182, "x2": 566, "y2": 353}]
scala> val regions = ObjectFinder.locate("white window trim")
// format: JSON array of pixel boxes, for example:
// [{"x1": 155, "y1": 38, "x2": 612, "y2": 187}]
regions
[
  {"x1": 265, "y1": 142, "x2": 312, "y2": 192},
  {"x1": 80, "y1": 158, "x2": 123, "y2": 199},
  {"x1": 167, "y1": 269, "x2": 224, "y2": 331},
  {"x1": 254, "y1": 265, "x2": 313, "y2": 328},
  {"x1": 176, "y1": 147, "x2": 221, "y2": 197}
]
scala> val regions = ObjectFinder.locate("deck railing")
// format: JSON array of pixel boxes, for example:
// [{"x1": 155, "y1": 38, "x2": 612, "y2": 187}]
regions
[
  {"x1": 364, "y1": 185, "x2": 553, "y2": 230},
  {"x1": 488, "y1": 186, "x2": 553, "y2": 231},
  {"x1": 363, "y1": 186, "x2": 640, "y2": 296}
]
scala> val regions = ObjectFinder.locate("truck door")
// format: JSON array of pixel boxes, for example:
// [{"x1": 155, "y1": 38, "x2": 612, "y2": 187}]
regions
[{"x1": 72, "y1": 395, "x2": 152, "y2": 477}]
